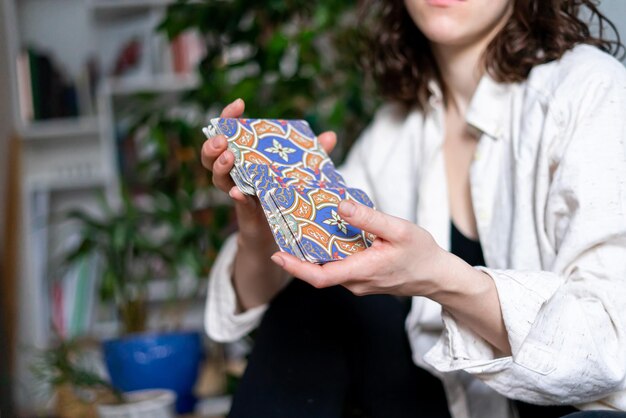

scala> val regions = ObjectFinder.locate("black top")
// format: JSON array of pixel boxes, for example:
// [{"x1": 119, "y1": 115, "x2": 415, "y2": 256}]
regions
[{"x1": 449, "y1": 222, "x2": 485, "y2": 266}]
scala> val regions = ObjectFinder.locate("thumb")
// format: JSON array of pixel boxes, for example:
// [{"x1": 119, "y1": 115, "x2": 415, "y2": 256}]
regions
[
  {"x1": 318, "y1": 131, "x2": 337, "y2": 155},
  {"x1": 337, "y1": 200, "x2": 405, "y2": 241}
]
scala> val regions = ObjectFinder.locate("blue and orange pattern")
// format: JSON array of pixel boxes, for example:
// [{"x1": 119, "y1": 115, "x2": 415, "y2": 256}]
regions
[
  {"x1": 215, "y1": 118, "x2": 333, "y2": 175},
  {"x1": 204, "y1": 118, "x2": 375, "y2": 264},
  {"x1": 268, "y1": 187, "x2": 376, "y2": 263}
]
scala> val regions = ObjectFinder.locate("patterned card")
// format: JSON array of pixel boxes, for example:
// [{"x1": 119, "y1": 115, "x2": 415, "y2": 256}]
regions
[
  {"x1": 202, "y1": 118, "x2": 374, "y2": 264},
  {"x1": 203, "y1": 118, "x2": 346, "y2": 194},
  {"x1": 254, "y1": 188, "x2": 303, "y2": 259},
  {"x1": 266, "y1": 186, "x2": 376, "y2": 264},
  {"x1": 242, "y1": 163, "x2": 345, "y2": 191},
  {"x1": 248, "y1": 166, "x2": 304, "y2": 258}
]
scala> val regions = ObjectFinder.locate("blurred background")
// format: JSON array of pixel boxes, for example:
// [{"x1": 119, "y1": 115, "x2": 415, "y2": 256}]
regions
[{"x1": 0, "y1": 1, "x2": 625, "y2": 417}]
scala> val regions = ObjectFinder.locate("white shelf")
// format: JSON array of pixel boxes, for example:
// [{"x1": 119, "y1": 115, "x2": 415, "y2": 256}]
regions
[
  {"x1": 19, "y1": 116, "x2": 100, "y2": 141},
  {"x1": 88, "y1": 0, "x2": 202, "y2": 11},
  {"x1": 87, "y1": 0, "x2": 170, "y2": 21},
  {"x1": 88, "y1": 0, "x2": 180, "y2": 10},
  {"x1": 100, "y1": 73, "x2": 200, "y2": 96},
  {"x1": 26, "y1": 175, "x2": 107, "y2": 192},
  {"x1": 88, "y1": 0, "x2": 201, "y2": 19}
]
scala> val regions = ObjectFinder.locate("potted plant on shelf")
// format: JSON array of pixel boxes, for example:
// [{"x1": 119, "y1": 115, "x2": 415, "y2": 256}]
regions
[
  {"x1": 65, "y1": 190, "x2": 199, "y2": 414},
  {"x1": 65, "y1": 119, "x2": 233, "y2": 414}
]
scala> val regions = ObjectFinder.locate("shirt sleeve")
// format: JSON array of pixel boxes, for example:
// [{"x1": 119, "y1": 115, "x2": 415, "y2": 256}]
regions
[
  {"x1": 204, "y1": 233, "x2": 268, "y2": 342},
  {"x1": 424, "y1": 64, "x2": 626, "y2": 405}
]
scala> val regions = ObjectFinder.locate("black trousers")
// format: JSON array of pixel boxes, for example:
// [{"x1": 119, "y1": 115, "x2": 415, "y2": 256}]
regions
[{"x1": 228, "y1": 280, "x2": 616, "y2": 418}]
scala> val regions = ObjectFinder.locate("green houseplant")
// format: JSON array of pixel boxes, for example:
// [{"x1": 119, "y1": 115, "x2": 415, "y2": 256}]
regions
[
  {"x1": 66, "y1": 191, "x2": 167, "y2": 334},
  {"x1": 66, "y1": 99, "x2": 234, "y2": 335},
  {"x1": 157, "y1": 0, "x2": 379, "y2": 157},
  {"x1": 31, "y1": 339, "x2": 121, "y2": 418}
]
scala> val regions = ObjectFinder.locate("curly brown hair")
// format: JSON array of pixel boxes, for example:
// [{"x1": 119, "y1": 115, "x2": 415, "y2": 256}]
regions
[{"x1": 363, "y1": 0, "x2": 624, "y2": 111}]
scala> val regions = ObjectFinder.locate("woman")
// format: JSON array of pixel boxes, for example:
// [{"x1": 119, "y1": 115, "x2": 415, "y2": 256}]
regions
[{"x1": 201, "y1": 0, "x2": 626, "y2": 417}]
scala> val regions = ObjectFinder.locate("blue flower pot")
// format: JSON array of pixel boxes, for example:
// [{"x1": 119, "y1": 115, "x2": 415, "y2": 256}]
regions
[{"x1": 103, "y1": 331, "x2": 203, "y2": 414}]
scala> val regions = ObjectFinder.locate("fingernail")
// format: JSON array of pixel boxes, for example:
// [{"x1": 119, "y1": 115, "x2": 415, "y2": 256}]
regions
[
  {"x1": 234, "y1": 98, "x2": 243, "y2": 105},
  {"x1": 339, "y1": 200, "x2": 356, "y2": 216},
  {"x1": 219, "y1": 153, "x2": 228, "y2": 164},
  {"x1": 271, "y1": 255, "x2": 284, "y2": 267},
  {"x1": 228, "y1": 188, "x2": 236, "y2": 198}
]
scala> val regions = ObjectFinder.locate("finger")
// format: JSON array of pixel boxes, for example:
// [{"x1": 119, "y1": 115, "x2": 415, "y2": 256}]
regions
[
  {"x1": 270, "y1": 251, "x2": 368, "y2": 289},
  {"x1": 337, "y1": 200, "x2": 407, "y2": 241},
  {"x1": 201, "y1": 135, "x2": 228, "y2": 170},
  {"x1": 228, "y1": 186, "x2": 259, "y2": 209},
  {"x1": 211, "y1": 150, "x2": 236, "y2": 191},
  {"x1": 270, "y1": 253, "x2": 344, "y2": 288},
  {"x1": 318, "y1": 131, "x2": 337, "y2": 154},
  {"x1": 220, "y1": 98, "x2": 245, "y2": 118},
  {"x1": 228, "y1": 186, "x2": 248, "y2": 203},
  {"x1": 228, "y1": 186, "x2": 258, "y2": 212}
]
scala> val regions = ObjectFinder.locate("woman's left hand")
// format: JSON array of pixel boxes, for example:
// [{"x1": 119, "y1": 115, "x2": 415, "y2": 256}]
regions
[
  {"x1": 270, "y1": 199, "x2": 461, "y2": 298},
  {"x1": 271, "y1": 199, "x2": 512, "y2": 353}
]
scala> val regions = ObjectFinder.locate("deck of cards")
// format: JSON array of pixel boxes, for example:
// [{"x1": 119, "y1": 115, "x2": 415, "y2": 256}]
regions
[{"x1": 202, "y1": 118, "x2": 376, "y2": 264}]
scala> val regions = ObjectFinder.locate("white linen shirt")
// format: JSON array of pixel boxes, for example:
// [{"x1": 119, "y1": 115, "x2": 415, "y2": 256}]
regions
[{"x1": 205, "y1": 45, "x2": 626, "y2": 418}]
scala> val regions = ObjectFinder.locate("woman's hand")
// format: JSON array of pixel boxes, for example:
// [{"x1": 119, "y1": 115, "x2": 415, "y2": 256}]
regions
[
  {"x1": 268, "y1": 199, "x2": 452, "y2": 297},
  {"x1": 200, "y1": 98, "x2": 340, "y2": 311},
  {"x1": 201, "y1": 99, "x2": 271, "y2": 244},
  {"x1": 269, "y1": 199, "x2": 512, "y2": 354}
]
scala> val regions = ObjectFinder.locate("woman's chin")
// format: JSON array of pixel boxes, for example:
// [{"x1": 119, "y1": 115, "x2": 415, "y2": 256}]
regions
[{"x1": 420, "y1": 26, "x2": 471, "y2": 47}]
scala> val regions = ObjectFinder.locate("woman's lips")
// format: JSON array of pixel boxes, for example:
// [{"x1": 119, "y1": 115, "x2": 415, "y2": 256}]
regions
[{"x1": 426, "y1": 0, "x2": 466, "y2": 7}]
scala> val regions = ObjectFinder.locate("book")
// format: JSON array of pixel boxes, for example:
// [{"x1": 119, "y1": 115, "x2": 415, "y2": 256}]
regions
[{"x1": 18, "y1": 48, "x2": 80, "y2": 122}]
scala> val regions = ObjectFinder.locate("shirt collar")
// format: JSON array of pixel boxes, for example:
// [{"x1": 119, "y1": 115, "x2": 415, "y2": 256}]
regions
[
  {"x1": 427, "y1": 80, "x2": 444, "y2": 108},
  {"x1": 465, "y1": 73, "x2": 516, "y2": 140}
]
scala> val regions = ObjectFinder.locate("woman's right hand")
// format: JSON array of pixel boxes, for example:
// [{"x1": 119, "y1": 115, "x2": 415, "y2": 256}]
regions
[
  {"x1": 201, "y1": 99, "x2": 338, "y2": 244},
  {"x1": 201, "y1": 98, "x2": 274, "y2": 244},
  {"x1": 201, "y1": 98, "x2": 338, "y2": 311}
]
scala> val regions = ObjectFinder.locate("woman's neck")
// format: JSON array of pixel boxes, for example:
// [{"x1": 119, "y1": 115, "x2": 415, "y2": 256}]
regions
[
  {"x1": 431, "y1": 6, "x2": 512, "y2": 116},
  {"x1": 432, "y1": 42, "x2": 485, "y2": 116}
]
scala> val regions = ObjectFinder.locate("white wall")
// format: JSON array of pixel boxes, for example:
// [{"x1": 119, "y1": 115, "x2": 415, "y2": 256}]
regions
[{"x1": 599, "y1": 0, "x2": 626, "y2": 63}]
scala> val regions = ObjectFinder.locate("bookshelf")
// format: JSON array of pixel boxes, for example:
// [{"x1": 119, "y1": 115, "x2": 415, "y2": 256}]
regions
[{"x1": 2, "y1": 0, "x2": 210, "y2": 413}]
